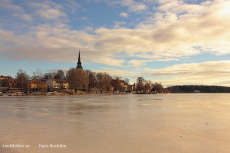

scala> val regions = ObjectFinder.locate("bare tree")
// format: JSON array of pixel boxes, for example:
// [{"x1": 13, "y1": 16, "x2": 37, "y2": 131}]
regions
[
  {"x1": 31, "y1": 69, "x2": 44, "y2": 79},
  {"x1": 163, "y1": 88, "x2": 169, "y2": 93},
  {"x1": 36, "y1": 80, "x2": 47, "y2": 94},
  {"x1": 15, "y1": 69, "x2": 30, "y2": 81},
  {"x1": 66, "y1": 68, "x2": 78, "y2": 93},
  {"x1": 78, "y1": 69, "x2": 88, "y2": 91},
  {"x1": 15, "y1": 69, "x2": 30, "y2": 89},
  {"x1": 143, "y1": 80, "x2": 151, "y2": 93},
  {"x1": 152, "y1": 82, "x2": 164, "y2": 93},
  {"x1": 96, "y1": 72, "x2": 103, "y2": 94},
  {"x1": 54, "y1": 70, "x2": 65, "y2": 80},
  {"x1": 89, "y1": 71, "x2": 96, "y2": 89},
  {"x1": 96, "y1": 72, "x2": 111, "y2": 94},
  {"x1": 44, "y1": 72, "x2": 57, "y2": 79},
  {"x1": 111, "y1": 76, "x2": 122, "y2": 93},
  {"x1": 85, "y1": 70, "x2": 96, "y2": 93},
  {"x1": 103, "y1": 73, "x2": 112, "y2": 93},
  {"x1": 66, "y1": 68, "x2": 88, "y2": 93},
  {"x1": 136, "y1": 77, "x2": 144, "y2": 92},
  {"x1": 124, "y1": 78, "x2": 129, "y2": 85}
]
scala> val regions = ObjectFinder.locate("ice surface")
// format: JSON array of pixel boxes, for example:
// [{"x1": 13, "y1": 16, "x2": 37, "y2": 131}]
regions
[{"x1": 1, "y1": 94, "x2": 230, "y2": 153}]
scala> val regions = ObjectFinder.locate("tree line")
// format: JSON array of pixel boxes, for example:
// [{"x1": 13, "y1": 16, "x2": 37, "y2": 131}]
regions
[
  {"x1": 15, "y1": 68, "x2": 118, "y2": 93},
  {"x1": 11, "y1": 68, "x2": 168, "y2": 94},
  {"x1": 168, "y1": 85, "x2": 230, "y2": 93},
  {"x1": 13, "y1": 68, "x2": 130, "y2": 93},
  {"x1": 135, "y1": 76, "x2": 168, "y2": 93}
]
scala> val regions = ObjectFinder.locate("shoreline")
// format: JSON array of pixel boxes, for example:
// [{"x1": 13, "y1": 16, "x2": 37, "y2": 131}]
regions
[{"x1": 0, "y1": 92, "x2": 131, "y2": 97}]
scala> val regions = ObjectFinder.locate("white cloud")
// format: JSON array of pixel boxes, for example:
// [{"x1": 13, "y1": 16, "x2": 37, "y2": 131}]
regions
[
  {"x1": 128, "y1": 2, "x2": 147, "y2": 12},
  {"x1": 81, "y1": 17, "x2": 89, "y2": 21},
  {"x1": 84, "y1": 60, "x2": 230, "y2": 87},
  {"x1": 35, "y1": 9, "x2": 67, "y2": 20},
  {"x1": 127, "y1": 59, "x2": 150, "y2": 67},
  {"x1": 0, "y1": 0, "x2": 12, "y2": 4},
  {"x1": 114, "y1": 0, "x2": 147, "y2": 12},
  {"x1": 13, "y1": 14, "x2": 33, "y2": 22},
  {"x1": 26, "y1": 2, "x2": 50, "y2": 9},
  {"x1": 1, "y1": 0, "x2": 230, "y2": 70},
  {"x1": 93, "y1": 67, "x2": 138, "y2": 77},
  {"x1": 0, "y1": 29, "x2": 19, "y2": 44},
  {"x1": 119, "y1": 12, "x2": 129, "y2": 18},
  {"x1": 0, "y1": 2, "x2": 25, "y2": 13},
  {"x1": 143, "y1": 61, "x2": 230, "y2": 86},
  {"x1": 26, "y1": 1, "x2": 62, "y2": 10},
  {"x1": 65, "y1": 0, "x2": 82, "y2": 13},
  {"x1": 26, "y1": 1, "x2": 66, "y2": 21},
  {"x1": 113, "y1": 21, "x2": 126, "y2": 28},
  {"x1": 84, "y1": 27, "x2": 93, "y2": 32}
]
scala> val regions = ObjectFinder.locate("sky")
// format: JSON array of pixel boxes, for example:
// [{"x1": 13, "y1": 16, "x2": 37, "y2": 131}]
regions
[{"x1": 1, "y1": 0, "x2": 230, "y2": 87}]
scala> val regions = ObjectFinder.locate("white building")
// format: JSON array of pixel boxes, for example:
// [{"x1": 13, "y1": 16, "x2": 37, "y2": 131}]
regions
[{"x1": 46, "y1": 79, "x2": 69, "y2": 92}]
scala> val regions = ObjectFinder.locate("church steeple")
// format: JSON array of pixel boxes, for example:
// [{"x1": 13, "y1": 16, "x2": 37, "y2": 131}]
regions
[{"x1": 76, "y1": 50, "x2": 83, "y2": 69}]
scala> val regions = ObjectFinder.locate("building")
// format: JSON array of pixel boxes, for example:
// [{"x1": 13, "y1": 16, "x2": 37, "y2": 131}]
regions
[
  {"x1": 22, "y1": 79, "x2": 47, "y2": 92},
  {"x1": 128, "y1": 83, "x2": 136, "y2": 91},
  {"x1": 120, "y1": 80, "x2": 128, "y2": 92},
  {"x1": 46, "y1": 78, "x2": 69, "y2": 92},
  {"x1": 76, "y1": 50, "x2": 83, "y2": 69},
  {"x1": 111, "y1": 79, "x2": 128, "y2": 92},
  {"x1": 0, "y1": 75, "x2": 17, "y2": 88}
]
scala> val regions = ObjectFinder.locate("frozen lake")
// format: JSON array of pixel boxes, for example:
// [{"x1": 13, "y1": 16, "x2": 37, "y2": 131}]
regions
[{"x1": 1, "y1": 94, "x2": 230, "y2": 153}]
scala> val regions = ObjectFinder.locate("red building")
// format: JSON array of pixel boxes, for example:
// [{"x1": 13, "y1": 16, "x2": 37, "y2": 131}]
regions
[{"x1": 0, "y1": 75, "x2": 17, "y2": 88}]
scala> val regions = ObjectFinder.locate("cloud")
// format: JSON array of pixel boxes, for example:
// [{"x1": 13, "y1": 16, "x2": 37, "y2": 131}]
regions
[
  {"x1": 143, "y1": 61, "x2": 230, "y2": 86},
  {"x1": 128, "y1": 2, "x2": 147, "y2": 12},
  {"x1": 119, "y1": 12, "x2": 128, "y2": 18},
  {"x1": 0, "y1": 0, "x2": 13, "y2": 4},
  {"x1": 26, "y1": 1, "x2": 66, "y2": 21},
  {"x1": 34, "y1": 9, "x2": 67, "y2": 20},
  {"x1": 26, "y1": 2, "x2": 50, "y2": 9},
  {"x1": 0, "y1": 29, "x2": 21, "y2": 44},
  {"x1": 1, "y1": 0, "x2": 230, "y2": 69},
  {"x1": 127, "y1": 59, "x2": 150, "y2": 67},
  {"x1": 81, "y1": 17, "x2": 89, "y2": 21},
  {"x1": 135, "y1": 0, "x2": 230, "y2": 55},
  {"x1": 13, "y1": 14, "x2": 33, "y2": 22},
  {"x1": 26, "y1": 1, "x2": 62, "y2": 10},
  {"x1": 93, "y1": 67, "x2": 138, "y2": 77},
  {"x1": 65, "y1": 0, "x2": 82, "y2": 13},
  {"x1": 0, "y1": 2, "x2": 25, "y2": 13},
  {"x1": 81, "y1": 60, "x2": 230, "y2": 87},
  {"x1": 113, "y1": 0, "x2": 147, "y2": 12},
  {"x1": 113, "y1": 21, "x2": 126, "y2": 28}
]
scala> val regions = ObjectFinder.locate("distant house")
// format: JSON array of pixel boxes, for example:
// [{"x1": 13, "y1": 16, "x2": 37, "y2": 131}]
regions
[
  {"x1": 0, "y1": 75, "x2": 17, "y2": 88},
  {"x1": 22, "y1": 79, "x2": 47, "y2": 92},
  {"x1": 46, "y1": 78, "x2": 69, "y2": 92},
  {"x1": 120, "y1": 80, "x2": 128, "y2": 92},
  {"x1": 111, "y1": 79, "x2": 128, "y2": 92},
  {"x1": 128, "y1": 83, "x2": 135, "y2": 91},
  {"x1": 194, "y1": 90, "x2": 200, "y2": 93}
]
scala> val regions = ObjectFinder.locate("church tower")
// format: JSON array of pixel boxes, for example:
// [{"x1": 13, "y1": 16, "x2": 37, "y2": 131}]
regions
[{"x1": 76, "y1": 50, "x2": 83, "y2": 69}]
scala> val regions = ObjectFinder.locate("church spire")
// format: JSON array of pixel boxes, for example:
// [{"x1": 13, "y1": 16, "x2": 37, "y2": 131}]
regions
[{"x1": 76, "y1": 50, "x2": 83, "y2": 69}]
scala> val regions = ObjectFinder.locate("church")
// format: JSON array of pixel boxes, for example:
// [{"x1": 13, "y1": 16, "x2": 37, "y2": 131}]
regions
[{"x1": 76, "y1": 50, "x2": 83, "y2": 69}]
